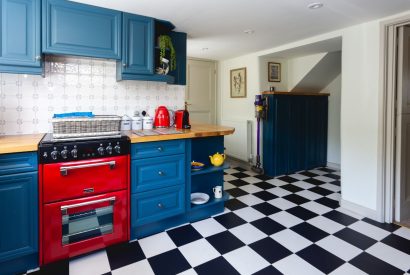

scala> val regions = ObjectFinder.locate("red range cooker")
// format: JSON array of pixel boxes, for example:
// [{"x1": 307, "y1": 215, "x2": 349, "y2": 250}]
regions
[{"x1": 38, "y1": 134, "x2": 130, "y2": 265}]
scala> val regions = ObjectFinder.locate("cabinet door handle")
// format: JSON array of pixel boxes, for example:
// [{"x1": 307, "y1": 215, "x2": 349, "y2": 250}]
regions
[
  {"x1": 122, "y1": 63, "x2": 127, "y2": 67},
  {"x1": 157, "y1": 203, "x2": 164, "y2": 208},
  {"x1": 35, "y1": 55, "x2": 41, "y2": 61},
  {"x1": 158, "y1": 171, "x2": 165, "y2": 176},
  {"x1": 157, "y1": 147, "x2": 163, "y2": 152}
]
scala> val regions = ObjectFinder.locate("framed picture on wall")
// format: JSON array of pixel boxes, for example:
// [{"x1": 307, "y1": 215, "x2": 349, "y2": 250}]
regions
[
  {"x1": 268, "y1": 62, "x2": 281, "y2": 82},
  {"x1": 230, "y1": 67, "x2": 247, "y2": 98}
]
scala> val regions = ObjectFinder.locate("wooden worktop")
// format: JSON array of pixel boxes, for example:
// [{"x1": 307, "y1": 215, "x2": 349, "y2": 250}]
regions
[
  {"x1": 261, "y1": 91, "x2": 330, "y2": 96},
  {"x1": 0, "y1": 134, "x2": 44, "y2": 154},
  {"x1": 126, "y1": 123, "x2": 235, "y2": 143}
]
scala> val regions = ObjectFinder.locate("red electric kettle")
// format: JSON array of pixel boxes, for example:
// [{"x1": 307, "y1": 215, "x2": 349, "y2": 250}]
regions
[{"x1": 154, "y1": 106, "x2": 170, "y2": 128}]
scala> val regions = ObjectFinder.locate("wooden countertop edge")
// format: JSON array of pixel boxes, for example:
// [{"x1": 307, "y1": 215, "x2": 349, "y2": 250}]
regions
[
  {"x1": 0, "y1": 134, "x2": 44, "y2": 155},
  {"x1": 261, "y1": 91, "x2": 330, "y2": 96}
]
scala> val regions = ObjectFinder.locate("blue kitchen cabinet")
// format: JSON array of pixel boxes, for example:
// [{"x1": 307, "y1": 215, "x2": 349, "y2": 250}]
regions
[
  {"x1": 0, "y1": 0, "x2": 42, "y2": 75},
  {"x1": 169, "y1": 31, "x2": 187, "y2": 85},
  {"x1": 42, "y1": 0, "x2": 121, "y2": 59},
  {"x1": 0, "y1": 152, "x2": 38, "y2": 275}
]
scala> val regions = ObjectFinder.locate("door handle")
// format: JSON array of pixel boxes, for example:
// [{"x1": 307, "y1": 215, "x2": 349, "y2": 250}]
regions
[
  {"x1": 60, "y1": 161, "x2": 115, "y2": 176},
  {"x1": 61, "y1": 196, "x2": 116, "y2": 215}
]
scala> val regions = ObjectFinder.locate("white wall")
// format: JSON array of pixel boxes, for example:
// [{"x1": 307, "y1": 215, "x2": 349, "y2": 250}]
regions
[{"x1": 287, "y1": 53, "x2": 326, "y2": 91}]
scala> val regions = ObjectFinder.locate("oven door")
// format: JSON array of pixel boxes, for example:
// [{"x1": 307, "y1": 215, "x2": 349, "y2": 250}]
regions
[{"x1": 42, "y1": 190, "x2": 128, "y2": 265}]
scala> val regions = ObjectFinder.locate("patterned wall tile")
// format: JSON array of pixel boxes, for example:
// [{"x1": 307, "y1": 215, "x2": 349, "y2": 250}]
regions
[{"x1": 0, "y1": 56, "x2": 185, "y2": 135}]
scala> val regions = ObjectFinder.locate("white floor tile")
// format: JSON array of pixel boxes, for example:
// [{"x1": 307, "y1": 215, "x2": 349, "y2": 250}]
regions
[
  {"x1": 335, "y1": 207, "x2": 364, "y2": 220},
  {"x1": 224, "y1": 174, "x2": 238, "y2": 182},
  {"x1": 320, "y1": 183, "x2": 341, "y2": 192},
  {"x1": 316, "y1": 235, "x2": 362, "y2": 261},
  {"x1": 274, "y1": 254, "x2": 325, "y2": 275},
  {"x1": 296, "y1": 190, "x2": 323, "y2": 201},
  {"x1": 308, "y1": 169, "x2": 328, "y2": 176},
  {"x1": 177, "y1": 268, "x2": 198, "y2": 275},
  {"x1": 242, "y1": 176, "x2": 263, "y2": 184},
  {"x1": 326, "y1": 192, "x2": 341, "y2": 201},
  {"x1": 237, "y1": 194, "x2": 265, "y2": 206},
  {"x1": 293, "y1": 181, "x2": 315, "y2": 190},
  {"x1": 229, "y1": 223, "x2": 267, "y2": 244},
  {"x1": 224, "y1": 168, "x2": 239, "y2": 174},
  {"x1": 268, "y1": 198, "x2": 297, "y2": 210},
  {"x1": 348, "y1": 221, "x2": 390, "y2": 241},
  {"x1": 301, "y1": 201, "x2": 333, "y2": 215},
  {"x1": 313, "y1": 175, "x2": 335, "y2": 182},
  {"x1": 139, "y1": 232, "x2": 177, "y2": 258},
  {"x1": 69, "y1": 250, "x2": 110, "y2": 275},
  {"x1": 366, "y1": 242, "x2": 410, "y2": 271},
  {"x1": 244, "y1": 170, "x2": 258, "y2": 176},
  {"x1": 239, "y1": 184, "x2": 263, "y2": 194},
  {"x1": 307, "y1": 216, "x2": 345, "y2": 234},
  {"x1": 223, "y1": 246, "x2": 270, "y2": 275},
  {"x1": 111, "y1": 260, "x2": 155, "y2": 275},
  {"x1": 191, "y1": 218, "x2": 226, "y2": 237},
  {"x1": 393, "y1": 226, "x2": 410, "y2": 240},
  {"x1": 329, "y1": 263, "x2": 368, "y2": 275},
  {"x1": 270, "y1": 211, "x2": 304, "y2": 228},
  {"x1": 271, "y1": 229, "x2": 313, "y2": 253},
  {"x1": 179, "y1": 239, "x2": 220, "y2": 267},
  {"x1": 267, "y1": 187, "x2": 292, "y2": 197},
  {"x1": 224, "y1": 181, "x2": 236, "y2": 190},
  {"x1": 288, "y1": 173, "x2": 310, "y2": 181},
  {"x1": 234, "y1": 206, "x2": 265, "y2": 222},
  {"x1": 265, "y1": 178, "x2": 288, "y2": 187}
]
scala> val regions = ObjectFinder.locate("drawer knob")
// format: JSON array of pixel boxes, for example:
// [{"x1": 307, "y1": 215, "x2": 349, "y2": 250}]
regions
[
  {"x1": 158, "y1": 171, "x2": 165, "y2": 176},
  {"x1": 158, "y1": 203, "x2": 164, "y2": 208},
  {"x1": 157, "y1": 147, "x2": 163, "y2": 152}
]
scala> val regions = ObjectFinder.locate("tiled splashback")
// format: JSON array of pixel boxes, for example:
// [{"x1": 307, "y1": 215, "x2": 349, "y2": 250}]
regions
[{"x1": 0, "y1": 56, "x2": 185, "y2": 135}]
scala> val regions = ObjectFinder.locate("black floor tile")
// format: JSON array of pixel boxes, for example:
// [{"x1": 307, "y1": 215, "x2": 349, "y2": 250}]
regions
[
  {"x1": 381, "y1": 234, "x2": 410, "y2": 254},
  {"x1": 101, "y1": 273, "x2": 112, "y2": 275},
  {"x1": 254, "y1": 174, "x2": 273, "y2": 181},
  {"x1": 309, "y1": 186, "x2": 333, "y2": 196},
  {"x1": 214, "y1": 212, "x2": 247, "y2": 229},
  {"x1": 252, "y1": 202, "x2": 281, "y2": 216},
  {"x1": 323, "y1": 210, "x2": 358, "y2": 226},
  {"x1": 282, "y1": 194, "x2": 310, "y2": 205},
  {"x1": 254, "y1": 181, "x2": 275, "y2": 190},
  {"x1": 350, "y1": 252, "x2": 404, "y2": 275},
  {"x1": 318, "y1": 167, "x2": 336, "y2": 173},
  {"x1": 234, "y1": 167, "x2": 247, "y2": 172},
  {"x1": 323, "y1": 173, "x2": 340, "y2": 180},
  {"x1": 277, "y1": 176, "x2": 299, "y2": 184},
  {"x1": 167, "y1": 224, "x2": 202, "y2": 246},
  {"x1": 231, "y1": 172, "x2": 250, "y2": 179},
  {"x1": 106, "y1": 241, "x2": 146, "y2": 270},
  {"x1": 315, "y1": 197, "x2": 340, "y2": 209},
  {"x1": 297, "y1": 244, "x2": 344, "y2": 274},
  {"x1": 303, "y1": 178, "x2": 326, "y2": 186},
  {"x1": 281, "y1": 184, "x2": 304, "y2": 193},
  {"x1": 299, "y1": 171, "x2": 320, "y2": 178},
  {"x1": 252, "y1": 265, "x2": 283, "y2": 275},
  {"x1": 291, "y1": 222, "x2": 329, "y2": 242},
  {"x1": 206, "y1": 231, "x2": 245, "y2": 254},
  {"x1": 253, "y1": 190, "x2": 278, "y2": 201},
  {"x1": 30, "y1": 259, "x2": 69, "y2": 275},
  {"x1": 195, "y1": 257, "x2": 240, "y2": 275},
  {"x1": 286, "y1": 206, "x2": 318, "y2": 220},
  {"x1": 329, "y1": 180, "x2": 341, "y2": 186},
  {"x1": 148, "y1": 249, "x2": 191, "y2": 275},
  {"x1": 249, "y1": 237, "x2": 292, "y2": 263},
  {"x1": 225, "y1": 198, "x2": 248, "y2": 211},
  {"x1": 251, "y1": 217, "x2": 286, "y2": 235},
  {"x1": 226, "y1": 188, "x2": 248, "y2": 198},
  {"x1": 229, "y1": 179, "x2": 249, "y2": 187},
  {"x1": 334, "y1": 228, "x2": 377, "y2": 250},
  {"x1": 362, "y1": 218, "x2": 401, "y2": 232}
]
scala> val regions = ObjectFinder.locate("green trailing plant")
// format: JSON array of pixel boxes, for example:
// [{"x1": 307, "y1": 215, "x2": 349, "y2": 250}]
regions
[{"x1": 158, "y1": 35, "x2": 176, "y2": 71}]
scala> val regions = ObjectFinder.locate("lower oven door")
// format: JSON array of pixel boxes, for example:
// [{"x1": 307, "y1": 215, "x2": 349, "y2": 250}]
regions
[{"x1": 42, "y1": 190, "x2": 128, "y2": 265}]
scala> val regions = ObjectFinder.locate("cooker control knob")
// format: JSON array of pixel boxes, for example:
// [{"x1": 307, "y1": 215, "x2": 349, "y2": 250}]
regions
[
  {"x1": 51, "y1": 150, "x2": 58, "y2": 160},
  {"x1": 71, "y1": 149, "x2": 78, "y2": 158},
  {"x1": 61, "y1": 149, "x2": 68, "y2": 159},
  {"x1": 106, "y1": 145, "x2": 113, "y2": 155},
  {"x1": 97, "y1": 146, "x2": 105, "y2": 156},
  {"x1": 114, "y1": 145, "x2": 121, "y2": 154}
]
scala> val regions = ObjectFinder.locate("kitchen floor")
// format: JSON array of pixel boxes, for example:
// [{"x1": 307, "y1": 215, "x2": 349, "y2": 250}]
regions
[{"x1": 27, "y1": 167, "x2": 410, "y2": 275}]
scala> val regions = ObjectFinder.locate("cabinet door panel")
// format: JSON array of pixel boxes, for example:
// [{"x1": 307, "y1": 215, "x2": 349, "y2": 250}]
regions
[
  {"x1": 122, "y1": 13, "x2": 153, "y2": 75},
  {"x1": 0, "y1": 0, "x2": 41, "y2": 68},
  {"x1": 0, "y1": 172, "x2": 37, "y2": 262},
  {"x1": 273, "y1": 96, "x2": 290, "y2": 176}
]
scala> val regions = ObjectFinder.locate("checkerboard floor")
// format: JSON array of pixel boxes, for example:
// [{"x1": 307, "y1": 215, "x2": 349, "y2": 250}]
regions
[{"x1": 28, "y1": 167, "x2": 410, "y2": 275}]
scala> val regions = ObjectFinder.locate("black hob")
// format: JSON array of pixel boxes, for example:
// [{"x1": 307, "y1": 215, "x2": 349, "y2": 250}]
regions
[{"x1": 38, "y1": 134, "x2": 130, "y2": 164}]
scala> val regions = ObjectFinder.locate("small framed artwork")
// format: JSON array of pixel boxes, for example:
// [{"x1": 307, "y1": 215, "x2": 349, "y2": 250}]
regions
[
  {"x1": 268, "y1": 62, "x2": 281, "y2": 82},
  {"x1": 230, "y1": 67, "x2": 247, "y2": 98}
]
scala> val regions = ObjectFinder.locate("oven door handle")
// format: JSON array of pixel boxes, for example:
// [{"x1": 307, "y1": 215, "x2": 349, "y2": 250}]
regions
[
  {"x1": 60, "y1": 161, "x2": 116, "y2": 176},
  {"x1": 61, "y1": 196, "x2": 116, "y2": 215}
]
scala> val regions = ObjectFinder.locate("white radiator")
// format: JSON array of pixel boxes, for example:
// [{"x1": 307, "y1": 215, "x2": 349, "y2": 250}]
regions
[{"x1": 221, "y1": 119, "x2": 253, "y2": 162}]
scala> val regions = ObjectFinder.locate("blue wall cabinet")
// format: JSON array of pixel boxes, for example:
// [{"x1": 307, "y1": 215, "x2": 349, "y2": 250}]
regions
[
  {"x1": 169, "y1": 31, "x2": 187, "y2": 85},
  {"x1": 0, "y1": 152, "x2": 38, "y2": 275},
  {"x1": 119, "y1": 13, "x2": 154, "y2": 76},
  {"x1": 42, "y1": 0, "x2": 121, "y2": 59},
  {"x1": 263, "y1": 94, "x2": 328, "y2": 177},
  {"x1": 0, "y1": 0, "x2": 42, "y2": 75}
]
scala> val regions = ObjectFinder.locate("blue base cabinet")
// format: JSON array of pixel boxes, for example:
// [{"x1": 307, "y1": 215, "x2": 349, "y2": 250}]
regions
[
  {"x1": 0, "y1": 152, "x2": 38, "y2": 275},
  {"x1": 0, "y1": 0, "x2": 42, "y2": 75},
  {"x1": 263, "y1": 94, "x2": 328, "y2": 177}
]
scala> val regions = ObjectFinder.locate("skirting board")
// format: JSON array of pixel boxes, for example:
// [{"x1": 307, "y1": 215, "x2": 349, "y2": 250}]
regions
[
  {"x1": 340, "y1": 199, "x2": 382, "y2": 222},
  {"x1": 327, "y1": 162, "x2": 341, "y2": 170}
]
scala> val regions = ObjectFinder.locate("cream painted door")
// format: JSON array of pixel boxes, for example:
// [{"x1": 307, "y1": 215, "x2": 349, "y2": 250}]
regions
[
  {"x1": 186, "y1": 58, "x2": 216, "y2": 124},
  {"x1": 395, "y1": 26, "x2": 410, "y2": 222}
]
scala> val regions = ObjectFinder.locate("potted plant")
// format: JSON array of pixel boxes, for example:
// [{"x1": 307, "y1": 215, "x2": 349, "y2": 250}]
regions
[{"x1": 158, "y1": 35, "x2": 176, "y2": 73}]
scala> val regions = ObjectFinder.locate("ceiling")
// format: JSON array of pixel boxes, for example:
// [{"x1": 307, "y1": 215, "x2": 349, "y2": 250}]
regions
[{"x1": 73, "y1": 0, "x2": 410, "y2": 60}]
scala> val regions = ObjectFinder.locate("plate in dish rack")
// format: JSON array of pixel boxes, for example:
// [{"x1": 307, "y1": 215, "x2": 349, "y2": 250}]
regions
[{"x1": 190, "y1": 193, "x2": 210, "y2": 205}]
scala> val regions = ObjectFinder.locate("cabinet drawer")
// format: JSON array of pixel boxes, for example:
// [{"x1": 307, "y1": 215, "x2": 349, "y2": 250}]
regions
[
  {"x1": 0, "y1": 152, "x2": 37, "y2": 176},
  {"x1": 131, "y1": 140, "x2": 185, "y2": 159},
  {"x1": 131, "y1": 185, "x2": 184, "y2": 226},
  {"x1": 131, "y1": 154, "x2": 185, "y2": 193}
]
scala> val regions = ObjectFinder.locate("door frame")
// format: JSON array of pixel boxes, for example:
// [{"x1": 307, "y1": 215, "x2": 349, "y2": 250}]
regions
[{"x1": 380, "y1": 15, "x2": 410, "y2": 223}]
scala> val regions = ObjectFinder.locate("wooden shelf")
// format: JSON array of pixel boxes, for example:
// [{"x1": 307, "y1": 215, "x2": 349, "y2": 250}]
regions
[
  {"x1": 191, "y1": 163, "x2": 230, "y2": 176},
  {"x1": 190, "y1": 192, "x2": 229, "y2": 210}
]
